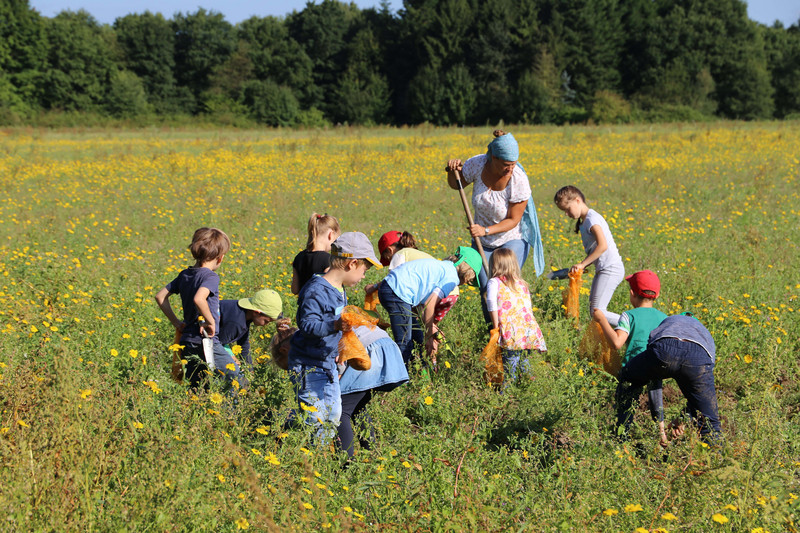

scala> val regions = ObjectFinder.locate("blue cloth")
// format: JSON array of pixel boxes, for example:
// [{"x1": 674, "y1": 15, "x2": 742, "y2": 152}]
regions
[
  {"x1": 339, "y1": 327, "x2": 409, "y2": 394},
  {"x1": 383, "y1": 259, "x2": 459, "y2": 307},
  {"x1": 649, "y1": 315, "x2": 716, "y2": 362},
  {"x1": 218, "y1": 300, "x2": 252, "y2": 365},
  {"x1": 378, "y1": 280, "x2": 424, "y2": 364},
  {"x1": 503, "y1": 349, "x2": 532, "y2": 384},
  {"x1": 487, "y1": 133, "x2": 519, "y2": 162},
  {"x1": 619, "y1": 337, "x2": 721, "y2": 441},
  {"x1": 165, "y1": 266, "x2": 220, "y2": 344},
  {"x1": 289, "y1": 275, "x2": 346, "y2": 372},
  {"x1": 516, "y1": 162, "x2": 545, "y2": 278},
  {"x1": 288, "y1": 363, "x2": 341, "y2": 445}
]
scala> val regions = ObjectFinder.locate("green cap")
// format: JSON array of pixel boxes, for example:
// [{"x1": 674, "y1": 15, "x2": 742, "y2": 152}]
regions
[
  {"x1": 453, "y1": 246, "x2": 483, "y2": 287},
  {"x1": 238, "y1": 289, "x2": 283, "y2": 319}
]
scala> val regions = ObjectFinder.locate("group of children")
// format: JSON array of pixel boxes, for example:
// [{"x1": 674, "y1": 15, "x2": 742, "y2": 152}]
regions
[{"x1": 155, "y1": 184, "x2": 721, "y2": 455}]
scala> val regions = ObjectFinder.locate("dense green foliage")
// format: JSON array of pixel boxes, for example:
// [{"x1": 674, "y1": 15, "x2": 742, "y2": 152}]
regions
[{"x1": 1, "y1": 0, "x2": 800, "y2": 125}]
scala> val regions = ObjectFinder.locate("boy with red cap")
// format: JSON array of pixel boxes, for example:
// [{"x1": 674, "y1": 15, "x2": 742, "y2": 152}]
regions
[{"x1": 593, "y1": 270, "x2": 668, "y2": 445}]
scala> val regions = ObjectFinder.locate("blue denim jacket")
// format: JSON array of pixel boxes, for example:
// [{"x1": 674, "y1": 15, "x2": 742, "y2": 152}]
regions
[{"x1": 289, "y1": 275, "x2": 346, "y2": 372}]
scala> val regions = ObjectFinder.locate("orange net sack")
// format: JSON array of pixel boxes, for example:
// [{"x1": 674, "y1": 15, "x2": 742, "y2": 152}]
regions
[
  {"x1": 481, "y1": 328, "x2": 504, "y2": 385},
  {"x1": 562, "y1": 269, "x2": 583, "y2": 322},
  {"x1": 338, "y1": 305, "x2": 378, "y2": 371},
  {"x1": 363, "y1": 290, "x2": 379, "y2": 311},
  {"x1": 578, "y1": 320, "x2": 621, "y2": 377},
  {"x1": 269, "y1": 319, "x2": 297, "y2": 370}
]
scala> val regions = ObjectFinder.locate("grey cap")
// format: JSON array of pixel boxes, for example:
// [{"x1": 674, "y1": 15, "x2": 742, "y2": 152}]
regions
[{"x1": 330, "y1": 231, "x2": 382, "y2": 268}]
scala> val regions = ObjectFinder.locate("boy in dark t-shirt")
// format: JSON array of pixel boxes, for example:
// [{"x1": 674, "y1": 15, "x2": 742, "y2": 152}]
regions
[{"x1": 155, "y1": 227, "x2": 246, "y2": 392}]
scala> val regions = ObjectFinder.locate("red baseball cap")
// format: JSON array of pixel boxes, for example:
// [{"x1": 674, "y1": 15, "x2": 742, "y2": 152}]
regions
[
  {"x1": 626, "y1": 270, "x2": 660, "y2": 299},
  {"x1": 377, "y1": 231, "x2": 402, "y2": 265}
]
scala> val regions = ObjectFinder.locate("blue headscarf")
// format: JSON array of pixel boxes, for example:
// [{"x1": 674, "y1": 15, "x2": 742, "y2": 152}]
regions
[
  {"x1": 487, "y1": 132, "x2": 520, "y2": 162},
  {"x1": 486, "y1": 132, "x2": 545, "y2": 277}
]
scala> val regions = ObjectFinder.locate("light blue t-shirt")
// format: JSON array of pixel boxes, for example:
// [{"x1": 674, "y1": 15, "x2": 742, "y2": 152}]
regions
[{"x1": 384, "y1": 259, "x2": 459, "y2": 307}]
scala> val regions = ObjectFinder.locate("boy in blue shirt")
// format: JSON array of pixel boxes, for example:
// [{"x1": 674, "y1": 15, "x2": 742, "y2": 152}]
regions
[
  {"x1": 155, "y1": 227, "x2": 245, "y2": 392},
  {"x1": 593, "y1": 270, "x2": 668, "y2": 444},
  {"x1": 219, "y1": 289, "x2": 284, "y2": 365},
  {"x1": 288, "y1": 231, "x2": 381, "y2": 444}
]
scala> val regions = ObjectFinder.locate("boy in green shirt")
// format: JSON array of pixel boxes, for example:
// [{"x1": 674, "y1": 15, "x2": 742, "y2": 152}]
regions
[{"x1": 593, "y1": 270, "x2": 668, "y2": 445}]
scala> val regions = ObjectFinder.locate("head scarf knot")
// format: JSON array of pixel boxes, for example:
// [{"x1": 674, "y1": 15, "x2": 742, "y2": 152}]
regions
[{"x1": 487, "y1": 132, "x2": 519, "y2": 162}]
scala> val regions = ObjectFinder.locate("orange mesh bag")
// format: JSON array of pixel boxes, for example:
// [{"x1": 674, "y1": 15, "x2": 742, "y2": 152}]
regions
[
  {"x1": 338, "y1": 306, "x2": 378, "y2": 371},
  {"x1": 481, "y1": 328, "x2": 504, "y2": 385},
  {"x1": 363, "y1": 290, "x2": 379, "y2": 311},
  {"x1": 170, "y1": 330, "x2": 184, "y2": 383},
  {"x1": 562, "y1": 269, "x2": 583, "y2": 323},
  {"x1": 269, "y1": 319, "x2": 297, "y2": 371},
  {"x1": 578, "y1": 321, "x2": 622, "y2": 377}
]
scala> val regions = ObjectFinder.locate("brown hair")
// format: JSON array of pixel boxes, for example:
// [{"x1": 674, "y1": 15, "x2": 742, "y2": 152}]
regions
[
  {"x1": 553, "y1": 185, "x2": 587, "y2": 234},
  {"x1": 489, "y1": 248, "x2": 527, "y2": 293},
  {"x1": 397, "y1": 231, "x2": 418, "y2": 250},
  {"x1": 189, "y1": 227, "x2": 231, "y2": 262},
  {"x1": 306, "y1": 213, "x2": 340, "y2": 251}
]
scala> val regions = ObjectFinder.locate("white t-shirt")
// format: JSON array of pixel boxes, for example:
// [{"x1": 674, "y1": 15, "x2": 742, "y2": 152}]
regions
[
  {"x1": 579, "y1": 209, "x2": 621, "y2": 271},
  {"x1": 461, "y1": 154, "x2": 531, "y2": 247}
]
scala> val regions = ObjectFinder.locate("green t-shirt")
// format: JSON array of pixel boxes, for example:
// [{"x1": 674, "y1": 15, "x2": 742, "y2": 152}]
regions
[{"x1": 617, "y1": 307, "x2": 668, "y2": 366}]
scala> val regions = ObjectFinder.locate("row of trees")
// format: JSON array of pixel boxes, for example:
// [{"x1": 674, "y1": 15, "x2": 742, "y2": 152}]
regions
[{"x1": 2, "y1": 0, "x2": 799, "y2": 126}]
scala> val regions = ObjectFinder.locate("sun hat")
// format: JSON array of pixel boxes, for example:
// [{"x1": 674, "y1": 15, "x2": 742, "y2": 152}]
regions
[
  {"x1": 238, "y1": 289, "x2": 283, "y2": 319},
  {"x1": 331, "y1": 232, "x2": 382, "y2": 268},
  {"x1": 378, "y1": 231, "x2": 403, "y2": 265},
  {"x1": 453, "y1": 246, "x2": 483, "y2": 287},
  {"x1": 625, "y1": 270, "x2": 660, "y2": 299}
]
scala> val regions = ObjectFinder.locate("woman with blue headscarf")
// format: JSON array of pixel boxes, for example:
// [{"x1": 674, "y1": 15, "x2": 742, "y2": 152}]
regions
[{"x1": 446, "y1": 130, "x2": 545, "y2": 325}]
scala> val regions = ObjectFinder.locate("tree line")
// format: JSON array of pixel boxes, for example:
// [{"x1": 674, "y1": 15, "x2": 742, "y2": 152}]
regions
[{"x1": 2, "y1": 0, "x2": 799, "y2": 126}]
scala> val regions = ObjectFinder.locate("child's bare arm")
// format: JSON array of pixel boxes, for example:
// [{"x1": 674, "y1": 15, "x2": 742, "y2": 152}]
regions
[
  {"x1": 592, "y1": 309, "x2": 628, "y2": 350},
  {"x1": 155, "y1": 287, "x2": 184, "y2": 331},
  {"x1": 490, "y1": 310, "x2": 499, "y2": 330},
  {"x1": 291, "y1": 268, "x2": 301, "y2": 295},
  {"x1": 573, "y1": 225, "x2": 608, "y2": 271},
  {"x1": 193, "y1": 287, "x2": 215, "y2": 337}
]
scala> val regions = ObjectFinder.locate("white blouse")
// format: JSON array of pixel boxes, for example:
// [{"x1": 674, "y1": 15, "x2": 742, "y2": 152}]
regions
[{"x1": 461, "y1": 154, "x2": 530, "y2": 247}]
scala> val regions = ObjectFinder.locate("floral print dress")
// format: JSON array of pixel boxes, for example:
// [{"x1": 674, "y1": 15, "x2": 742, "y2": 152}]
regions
[{"x1": 495, "y1": 277, "x2": 547, "y2": 352}]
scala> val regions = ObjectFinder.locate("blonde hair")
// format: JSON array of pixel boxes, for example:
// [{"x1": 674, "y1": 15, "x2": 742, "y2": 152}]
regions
[
  {"x1": 445, "y1": 255, "x2": 477, "y2": 286},
  {"x1": 306, "y1": 213, "x2": 340, "y2": 251},
  {"x1": 329, "y1": 256, "x2": 371, "y2": 271},
  {"x1": 490, "y1": 248, "x2": 527, "y2": 293},
  {"x1": 553, "y1": 185, "x2": 587, "y2": 234},
  {"x1": 189, "y1": 227, "x2": 231, "y2": 262}
]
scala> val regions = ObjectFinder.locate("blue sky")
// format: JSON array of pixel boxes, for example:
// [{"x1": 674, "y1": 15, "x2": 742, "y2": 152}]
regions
[{"x1": 28, "y1": 0, "x2": 800, "y2": 27}]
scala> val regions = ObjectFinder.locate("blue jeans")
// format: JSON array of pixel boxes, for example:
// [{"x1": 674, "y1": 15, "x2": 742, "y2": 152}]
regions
[
  {"x1": 503, "y1": 349, "x2": 532, "y2": 383},
  {"x1": 378, "y1": 281, "x2": 423, "y2": 365},
  {"x1": 474, "y1": 239, "x2": 530, "y2": 328},
  {"x1": 618, "y1": 337, "x2": 721, "y2": 441},
  {"x1": 288, "y1": 364, "x2": 342, "y2": 445}
]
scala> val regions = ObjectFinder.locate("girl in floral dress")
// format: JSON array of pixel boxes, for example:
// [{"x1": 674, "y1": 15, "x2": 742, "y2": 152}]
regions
[{"x1": 486, "y1": 249, "x2": 547, "y2": 382}]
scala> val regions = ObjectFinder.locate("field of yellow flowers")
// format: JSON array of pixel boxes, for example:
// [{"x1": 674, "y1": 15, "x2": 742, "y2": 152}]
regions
[{"x1": 1, "y1": 122, "x2": 798, "y2": 531}]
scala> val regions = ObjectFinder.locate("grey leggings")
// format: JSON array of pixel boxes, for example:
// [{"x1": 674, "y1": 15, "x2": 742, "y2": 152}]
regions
[{"x1": 589, "y1": 261, "x2": 625, "y2": 327}]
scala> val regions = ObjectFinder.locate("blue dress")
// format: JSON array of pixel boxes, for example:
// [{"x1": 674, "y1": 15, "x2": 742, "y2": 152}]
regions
[{"x1": 339, "y1": 326, "x2": 409, "y2": 394}]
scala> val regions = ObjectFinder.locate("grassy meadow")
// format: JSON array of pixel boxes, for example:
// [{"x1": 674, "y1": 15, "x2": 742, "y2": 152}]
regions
[{"x1": 1, "y1": 122, "x2": 799, "y2": 531}]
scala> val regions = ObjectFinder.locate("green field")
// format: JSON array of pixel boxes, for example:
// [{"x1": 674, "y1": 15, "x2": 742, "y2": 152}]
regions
[{"x1": 1, "y1": 122, "x2": 798, "y2": 531}]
